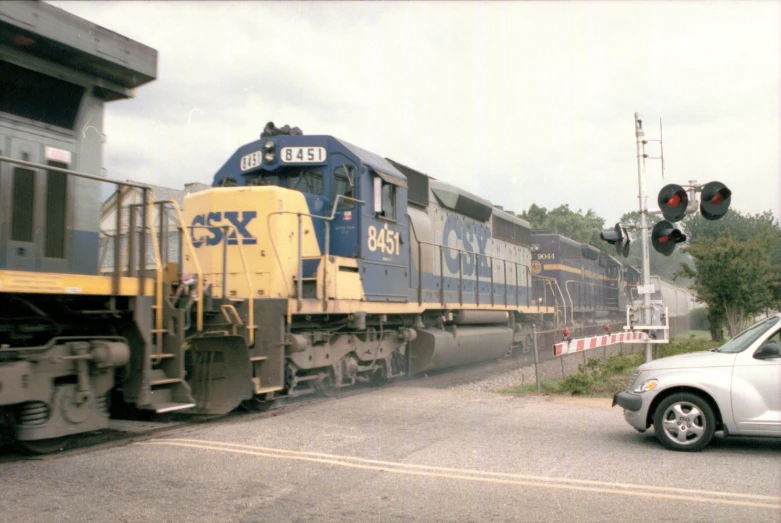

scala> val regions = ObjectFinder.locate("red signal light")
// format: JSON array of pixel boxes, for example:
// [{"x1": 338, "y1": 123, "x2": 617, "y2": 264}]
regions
[
  {"x1": 658, "y1": 184, "x2": 688, "y2": 222},
  {"x1": 710, "y1": 193, "x2": 723, "y2": 205},
  {"x1": 700, "y1": 181, "x2": 732, "y2": 221},
  {"x1": 652, "y1": 220, "x2": 686, "y2": 256}
]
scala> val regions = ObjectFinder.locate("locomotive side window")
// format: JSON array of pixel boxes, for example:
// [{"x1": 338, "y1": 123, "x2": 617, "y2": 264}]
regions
[
  {"x1": 381, "y1": 182, "x2": 396, "y2": 220},
  {"x1": 11, "y1": 167, "x2": 35, "y2": 242},
  {"x1": 333, "y1": 165, "x2": 355, "y2": 209}
]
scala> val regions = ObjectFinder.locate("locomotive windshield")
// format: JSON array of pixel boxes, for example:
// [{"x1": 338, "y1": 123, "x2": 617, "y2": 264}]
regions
[{"x1": 246, "y1": 167, "x2": 324, "y2": 195}]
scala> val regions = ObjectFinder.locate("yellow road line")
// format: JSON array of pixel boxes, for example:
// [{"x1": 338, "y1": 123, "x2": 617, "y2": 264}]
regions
[
  {"x1": 138, "y1": 439, "x2": 781, "y2": 510},
  {"x1": 162, "y1": 438, "x2": 780, "y2": 502}
]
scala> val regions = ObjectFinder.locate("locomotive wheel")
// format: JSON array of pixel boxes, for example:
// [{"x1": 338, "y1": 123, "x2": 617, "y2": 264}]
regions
[
  {"x1": 369, "y1": 364, "x2": 389, "y2": 387},
  {"x1": 313, "y1": 378, "x2": 338, "y2": 398},
  {"x1": 18, "y1": 435, "x2": 73, "y2": 455},
  {"x1": 240, "y1": 397, "x2": 273, "y2": 413}
]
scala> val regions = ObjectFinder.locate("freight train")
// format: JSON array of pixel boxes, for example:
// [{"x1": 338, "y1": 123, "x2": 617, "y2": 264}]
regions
[{"x1": 0, "y1": 2, "x2": 693, "y2": 452}]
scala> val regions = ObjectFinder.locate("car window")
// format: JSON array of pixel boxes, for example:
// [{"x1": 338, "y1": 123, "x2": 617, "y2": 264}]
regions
[
  {"x1": 762, "y1": 328, "x2": 781, "y2": 347},
  {"x1": 717, "y1": 316, "x2": 780, "y2": 353}
]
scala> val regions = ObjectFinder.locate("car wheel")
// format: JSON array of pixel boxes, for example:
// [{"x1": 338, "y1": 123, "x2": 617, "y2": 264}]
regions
[{"x1": 653, "y1": 393, "x2": 715, "y2": 452}]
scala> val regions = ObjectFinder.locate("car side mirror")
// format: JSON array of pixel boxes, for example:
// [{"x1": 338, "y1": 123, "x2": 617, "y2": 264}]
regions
[{"x1": 754, "y1": 341, "x2": 781, "y2": 360}]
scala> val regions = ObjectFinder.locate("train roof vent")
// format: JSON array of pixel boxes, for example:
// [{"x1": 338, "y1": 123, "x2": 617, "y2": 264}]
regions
[
  {"x1": 430, "y1": 180, "x2": 493, "y2": 222},
  {"x1": 385, "y1": 158, "x2": 429, "y2": 208}
]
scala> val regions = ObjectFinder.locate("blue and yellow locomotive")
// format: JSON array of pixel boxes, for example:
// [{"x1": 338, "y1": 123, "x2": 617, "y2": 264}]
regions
[{"x1": 179, "y1": 123, "x2": 553, "y2": 404}]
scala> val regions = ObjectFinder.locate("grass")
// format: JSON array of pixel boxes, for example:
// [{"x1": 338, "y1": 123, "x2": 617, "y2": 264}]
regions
[
  {"x1": 671, "y1": 330, "x2": 713, "y2": 341},
  {"x1": 498, "y1": 337, "x2": 722, "y2": 398}
]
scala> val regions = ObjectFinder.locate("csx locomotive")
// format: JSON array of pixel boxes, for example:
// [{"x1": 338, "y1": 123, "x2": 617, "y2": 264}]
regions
[
  {"x1": 181, "y1": 122, "x2": 552, "y2": 405},
  {"x1": 0, "y1": 2, "x2": 635, "y2": 451}
]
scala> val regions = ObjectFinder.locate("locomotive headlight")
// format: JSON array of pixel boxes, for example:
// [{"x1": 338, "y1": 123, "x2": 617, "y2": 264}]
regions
[
  {"x1": 264, "y1": 151, "x2": 275, "y2": 163},
  {"x1": 634, "y1": 379, "x2": 658, "y2": 393},
  {"x1": 263, "y1": 140, "x2": 275, "y2": 151}
]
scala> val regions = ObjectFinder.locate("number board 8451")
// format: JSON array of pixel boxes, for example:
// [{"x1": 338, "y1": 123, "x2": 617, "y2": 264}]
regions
[{"x1": 281, "y1": 146, "x2": 327, "y2": 164}]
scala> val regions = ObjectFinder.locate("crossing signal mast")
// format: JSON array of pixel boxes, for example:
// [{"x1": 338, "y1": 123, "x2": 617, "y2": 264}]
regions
[{"x1": 602, "y1": 113, "x2": 732, "y2": 363}]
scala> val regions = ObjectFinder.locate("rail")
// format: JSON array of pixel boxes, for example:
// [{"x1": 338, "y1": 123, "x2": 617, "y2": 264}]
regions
[
  {"x1": 267, "y1": 194, "x2": 365, "y2": 319},
  {"x1": 564, "y1": 279, "x2": 622, "y2": 319},
  {"x1": 0, "y1": 155, "x2": 158, "y2": 297},
  {"x1": 186, "y1": 222, "x2": 256, "y2": 345}
]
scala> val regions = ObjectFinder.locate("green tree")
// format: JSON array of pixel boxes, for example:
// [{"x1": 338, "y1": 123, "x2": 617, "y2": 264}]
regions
[
  {"x1": 677, "y1": 229, "x2": 781, "y2": 338},
  {"x1": 519, "y1": 204, "x2": 606, "y2": 249}
]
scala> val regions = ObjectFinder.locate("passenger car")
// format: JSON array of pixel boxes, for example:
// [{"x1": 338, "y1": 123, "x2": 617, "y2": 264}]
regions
[{"x1": 613, "y1": 313, "x2": 781, "y2": 451}]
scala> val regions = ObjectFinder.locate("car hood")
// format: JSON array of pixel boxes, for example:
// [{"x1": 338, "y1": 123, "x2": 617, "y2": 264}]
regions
[{"x1": 639, "y1": 351, "x2": 736, "y2": 371}]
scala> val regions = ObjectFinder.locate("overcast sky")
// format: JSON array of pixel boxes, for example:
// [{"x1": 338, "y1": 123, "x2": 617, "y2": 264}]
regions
[{"x1": 52, "y1": 1, "x2": 780, "y2": 226}]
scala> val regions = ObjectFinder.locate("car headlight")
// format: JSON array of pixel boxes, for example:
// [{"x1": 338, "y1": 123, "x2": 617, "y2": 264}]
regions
[{"x1": 634, "y1": 379, "x2": 658, "y2": 393}]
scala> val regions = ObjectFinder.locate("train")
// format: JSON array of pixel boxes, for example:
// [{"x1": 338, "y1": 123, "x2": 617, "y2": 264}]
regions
[{"x1": 0, "y1": 2, "x2": 696, "y2": 452}]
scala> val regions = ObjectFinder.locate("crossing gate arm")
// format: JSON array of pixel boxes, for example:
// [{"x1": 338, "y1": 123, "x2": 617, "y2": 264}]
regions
[{"x1": 553, "y1": 331, "x2": 648, "y2": 357}]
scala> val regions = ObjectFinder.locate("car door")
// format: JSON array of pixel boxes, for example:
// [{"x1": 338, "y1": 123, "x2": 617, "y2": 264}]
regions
[{"x1": 731, "y1": 324, "x2": 781, "y2": 435}]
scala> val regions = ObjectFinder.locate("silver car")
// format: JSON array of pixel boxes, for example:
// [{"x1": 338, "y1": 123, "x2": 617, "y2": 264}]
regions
[{"x1": 613, "y1": 313, "x2": 781, "y2": 451}]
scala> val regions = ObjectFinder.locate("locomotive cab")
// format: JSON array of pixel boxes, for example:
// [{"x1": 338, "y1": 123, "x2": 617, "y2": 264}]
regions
[{"x1": 184, "y1": 124, "x2": 410, "y2": 304}]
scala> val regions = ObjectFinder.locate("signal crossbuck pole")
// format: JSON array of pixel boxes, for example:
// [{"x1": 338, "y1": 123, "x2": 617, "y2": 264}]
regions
[{"x1": 634, "y1": 113, "x2": 654, "y2": 363}]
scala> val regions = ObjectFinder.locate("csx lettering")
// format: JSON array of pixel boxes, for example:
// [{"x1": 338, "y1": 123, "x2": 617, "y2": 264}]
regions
[
  {"x1": 191, "y1": 211, "x2": 257, "y2": 248},
  {"x1": 442, "y1": 215, "x2": 491, "y2": 277}
]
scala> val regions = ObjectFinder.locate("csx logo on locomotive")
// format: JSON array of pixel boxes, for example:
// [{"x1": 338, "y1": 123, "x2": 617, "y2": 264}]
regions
[
  {"x1": 442, "y1": 215, "x2": 491, "y2": 277},
  {"x1": 190, "y1": 211, "x2": 257, "y2": 247}
]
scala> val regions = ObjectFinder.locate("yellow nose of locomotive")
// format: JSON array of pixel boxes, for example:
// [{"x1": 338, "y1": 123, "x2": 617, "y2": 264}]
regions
[{"x1": 182, "y1": 186, "x2": 321, "y2": 300}]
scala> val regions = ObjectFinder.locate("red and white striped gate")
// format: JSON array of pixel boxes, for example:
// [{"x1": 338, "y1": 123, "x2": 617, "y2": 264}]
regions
[{"x1": 553, "y1": 331, "x2": 647, "y2": 357}]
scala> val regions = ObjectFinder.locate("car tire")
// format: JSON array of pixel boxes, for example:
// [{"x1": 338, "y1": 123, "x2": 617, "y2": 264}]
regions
[{"x1": 653, "y1": 392, "x2": 715, "y2": 452}]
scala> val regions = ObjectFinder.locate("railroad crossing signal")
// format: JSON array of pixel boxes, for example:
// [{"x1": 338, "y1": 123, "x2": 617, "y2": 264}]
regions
[
  {"x1": 657, "y1": 184, "x2": 688, "y2": 222},
  {"x1": 700, "y1": 181, "x2": 732, "y2": 220},
  {"x1": 652, "y1": 220, "x2": 686, "y2": 256},
  {"x1": 651, "y1": 180, "x2": 731, "y2": 255},
  {"x1": 600, "y1": 223, "x2": 630, "y2": 257}
]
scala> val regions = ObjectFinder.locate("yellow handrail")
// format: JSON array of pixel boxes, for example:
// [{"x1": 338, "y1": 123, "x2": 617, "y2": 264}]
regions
[
  {"x1": 158, "y1": 200, "x2": 204, "y2": 332},
  {"x1": 185, "y1": 223, "x2": 255, "y2": 344},
  {"x1": 164, "y1": 208, "x2": 256, "y2": 346},
  {"x1": 145, "y1": 192, "x2": 164, "y2": 353}
]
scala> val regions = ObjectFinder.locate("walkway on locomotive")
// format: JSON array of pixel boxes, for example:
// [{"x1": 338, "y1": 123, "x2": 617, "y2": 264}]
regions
[{"x1": 182, "y1": 131, "x2": 553, "y2": 316}]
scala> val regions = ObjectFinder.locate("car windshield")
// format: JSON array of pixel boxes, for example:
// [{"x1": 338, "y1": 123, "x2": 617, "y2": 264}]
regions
[{"x1": 716, "y1": 316, "x2": 780, "y2": 353}]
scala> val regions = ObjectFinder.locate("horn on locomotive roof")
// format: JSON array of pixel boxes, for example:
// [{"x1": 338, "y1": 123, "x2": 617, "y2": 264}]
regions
[{"x1": 261, "y1": 121, "x2": 303, "y2": 138}]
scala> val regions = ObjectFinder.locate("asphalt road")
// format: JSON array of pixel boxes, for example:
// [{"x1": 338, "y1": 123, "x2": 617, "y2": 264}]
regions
[{"x1": 1, "y1": 380, "x2": 779, "y2": 522}]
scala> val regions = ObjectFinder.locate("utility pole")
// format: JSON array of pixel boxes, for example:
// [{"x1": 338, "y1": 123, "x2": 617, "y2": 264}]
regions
[{"x1": 634, "y1": 113, "x2": 653, "y2": 363}]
